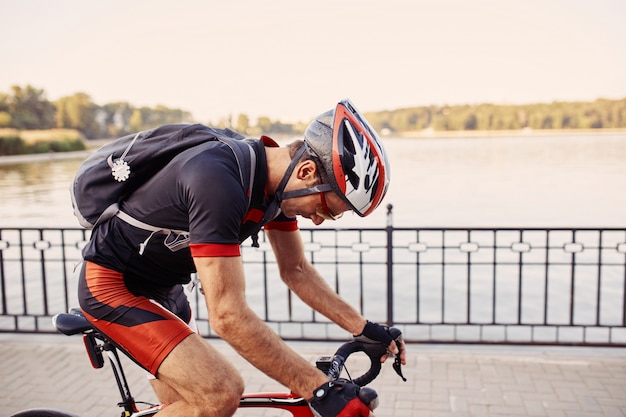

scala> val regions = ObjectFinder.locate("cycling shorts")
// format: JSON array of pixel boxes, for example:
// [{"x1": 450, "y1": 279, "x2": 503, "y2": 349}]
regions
[{"x1": 78, "y1": 261, "x2": 196, "y2": 375}]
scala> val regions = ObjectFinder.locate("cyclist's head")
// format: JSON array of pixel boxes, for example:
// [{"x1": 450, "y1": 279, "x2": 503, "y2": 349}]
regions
[
  {"x1": 274, "y1": 99, "x2": 390, "y2": 218},
  {"x1": 303, "y1": 99, "x2": 390, "y2": 217}
]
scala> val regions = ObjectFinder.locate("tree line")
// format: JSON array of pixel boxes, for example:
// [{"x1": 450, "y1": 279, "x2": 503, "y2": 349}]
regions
[
  {"x1": 365, "y1": 98, "x2": 626, "y2": 133},
  {"x1": 1, "y1": 85, "x2": 625, "y2": 140},
  {"x1": 0, "y1": 85, "x2": 194, "y2": 140},
  {"x1": 0, "y1": 85, "x2": 306, "y2": 140}
]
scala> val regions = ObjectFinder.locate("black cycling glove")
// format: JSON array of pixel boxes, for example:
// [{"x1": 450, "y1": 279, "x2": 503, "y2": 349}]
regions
[
  {"x1": 308, "y1": 380, "x2": 377, "y2": 417},
  {"x1": 354, "y1": 321, "x2": 395, "y2": 347}
]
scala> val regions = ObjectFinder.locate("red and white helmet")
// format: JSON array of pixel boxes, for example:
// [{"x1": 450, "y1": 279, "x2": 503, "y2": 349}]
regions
[{"x1": 304, "y1": 99, "x2": 390, "y2": 217}]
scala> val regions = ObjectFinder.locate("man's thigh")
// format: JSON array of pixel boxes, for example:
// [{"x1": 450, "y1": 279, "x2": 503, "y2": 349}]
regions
[{"x1": 155, "y1": 334, "x2": 244, "y2": 409}]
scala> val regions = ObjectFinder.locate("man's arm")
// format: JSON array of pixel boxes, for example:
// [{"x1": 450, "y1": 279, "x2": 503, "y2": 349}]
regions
[
  {"x1": 265, "y1": 228, "x2": 367, "y2": 336},
  {"x1": 266, "y1": 228, "x2": 406, "y2": 369},
  {"x1": 193, "y1": 255, "x2": 328, "y2": 399}
]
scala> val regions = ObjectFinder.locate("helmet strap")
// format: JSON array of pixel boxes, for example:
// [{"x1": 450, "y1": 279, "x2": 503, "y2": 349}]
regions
[
  {"x1": 273, "y1": 145, "x2": 304, "y2": 203},
  {"x1": 275, "y1": 144, "x2": 334, "y2": 201},
  {"x1": 260, "y1": 144, "x2": 335, "y2": 225},
  {"x1": 281, "y1": 183, "x2": 333, "y2": 200}
]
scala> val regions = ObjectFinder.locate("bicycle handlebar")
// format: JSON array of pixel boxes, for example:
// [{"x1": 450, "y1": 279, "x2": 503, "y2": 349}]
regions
[{"x1": 326, "y1": 327, "x2": 406, "y2": 386}]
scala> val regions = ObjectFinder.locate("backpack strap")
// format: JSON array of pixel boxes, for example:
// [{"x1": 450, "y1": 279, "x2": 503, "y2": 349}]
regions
[
  {"x1": 217, "y1": 137, "x2": 263, "y2": 247},
  {"x1": 116, "y1": 210, "x2": 190, "y2": 255},
  {"x1": 216, "y1": 137, "x2": 256, "y2": 205}
]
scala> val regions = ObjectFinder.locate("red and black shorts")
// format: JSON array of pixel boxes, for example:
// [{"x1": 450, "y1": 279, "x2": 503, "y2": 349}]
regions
[{"x1": 78, "y1": 261, "x2": 196, "y2": 375}]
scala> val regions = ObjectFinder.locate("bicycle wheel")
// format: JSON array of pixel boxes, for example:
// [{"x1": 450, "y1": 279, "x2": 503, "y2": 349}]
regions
[{"x1": 10, "y1": 409, "x2": 80, "y2": 417}]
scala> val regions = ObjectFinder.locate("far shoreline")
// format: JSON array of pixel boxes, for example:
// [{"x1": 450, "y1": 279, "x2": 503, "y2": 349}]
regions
[
  {"x1": 394, "y1": 127, "x2": 626, "y2": 139},
  {"x1": 0, "y1": 150, "x2": 91, "y2": 166},
  {"x1": 1, "y1": 128, "x2": 625, "y2": 166}
]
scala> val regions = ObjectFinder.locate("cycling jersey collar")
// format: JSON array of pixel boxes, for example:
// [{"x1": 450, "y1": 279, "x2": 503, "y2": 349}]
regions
[{"x1": 261, "y1": 135, "x2": 279, "y2": 147}]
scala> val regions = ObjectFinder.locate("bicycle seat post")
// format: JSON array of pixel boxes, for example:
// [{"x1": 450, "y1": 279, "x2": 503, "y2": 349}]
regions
[{"x1": 101, "y1": 340, "x2": 137, "y2": 413}]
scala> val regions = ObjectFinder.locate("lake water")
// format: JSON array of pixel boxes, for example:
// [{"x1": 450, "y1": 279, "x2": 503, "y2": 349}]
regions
[
  {"x1": 1, "y1": 132, "x2": 625, "y2": 229},
  {"x1": 1, "y1": 132, "x2": 625, "y2": 339}
]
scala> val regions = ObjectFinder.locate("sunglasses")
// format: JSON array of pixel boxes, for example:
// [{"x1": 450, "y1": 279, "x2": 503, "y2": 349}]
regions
[{"x1": 315, "y1": 192, "x2": 343, "y2": 221}]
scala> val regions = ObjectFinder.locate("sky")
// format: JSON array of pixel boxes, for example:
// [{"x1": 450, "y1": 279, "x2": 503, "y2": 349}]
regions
[{"x1": 1, "y1": 0, "x2": 625, "y2": 124}]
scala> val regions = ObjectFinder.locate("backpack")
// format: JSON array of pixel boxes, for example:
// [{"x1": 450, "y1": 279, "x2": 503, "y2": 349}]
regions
[{"x1": 70, "y1": 124, "x2": 257, "y2": 247}]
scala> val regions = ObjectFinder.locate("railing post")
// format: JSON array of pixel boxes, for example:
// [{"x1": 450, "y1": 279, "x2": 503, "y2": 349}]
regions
[{"x1": 386, "y1": 204, "x2": 394, "y2": 326}]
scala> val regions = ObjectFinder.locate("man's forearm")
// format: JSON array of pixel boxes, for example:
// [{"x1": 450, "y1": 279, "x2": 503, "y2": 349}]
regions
[
  {"x1": 207, "y1": 298, "x2": 327, "y2": 399},
  {"x1": 196, "y1": 255, "x2": 328, "y2": 399}
]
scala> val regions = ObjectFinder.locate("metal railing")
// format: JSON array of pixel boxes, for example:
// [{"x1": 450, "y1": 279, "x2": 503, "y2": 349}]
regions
[{"x1": 1, "y1": 208, "x2": 625, "y2": 346}]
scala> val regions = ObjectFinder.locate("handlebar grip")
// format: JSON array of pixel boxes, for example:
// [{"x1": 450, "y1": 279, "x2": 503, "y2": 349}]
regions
[{"x1": 327, "y1": 340, "x2": 388, "y2": 387}]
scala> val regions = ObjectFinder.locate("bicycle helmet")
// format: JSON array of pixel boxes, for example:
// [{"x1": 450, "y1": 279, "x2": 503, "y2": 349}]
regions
[
  {"x1": 271, "y1": 99, "x2": 390, "y2": 218},
  {"x1": 304, "y1": 99, "x2": 390, "y2": 217}
]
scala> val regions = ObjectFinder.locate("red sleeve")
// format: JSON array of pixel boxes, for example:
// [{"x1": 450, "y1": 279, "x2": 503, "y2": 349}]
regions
[
  {"x1": 189, "y1": 243, "x2": 241, "y2": 257},
  {"x1": 264, "y1": 218, "x2": 298, "y2": 232}
]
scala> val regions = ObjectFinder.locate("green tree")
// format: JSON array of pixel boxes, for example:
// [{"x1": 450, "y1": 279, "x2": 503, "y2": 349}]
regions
[
  {"x1": 139, "y1": 105, "x2": 192, "y2": 128},
  {"x1": 129, "y1": 109, "x2": 143, "y2": 132},
  {"x1": 256, "y1": 116, "x2": 272, "y2": 132},
  {"x1": 0, "y1": 92, "x2": 9, "y2": 126},
  {"x1": 6, "y1": 85, "x2": 55, "y2": 129},
  {"x1": 55, "y1": 92, "x2": 101, "y2": 138},
  {"x1": 236, "y1": 114, "x2": 250, "y2": 134},
  {"x1": 0, "y1": 112, "x2": 10, "y2": 127}
]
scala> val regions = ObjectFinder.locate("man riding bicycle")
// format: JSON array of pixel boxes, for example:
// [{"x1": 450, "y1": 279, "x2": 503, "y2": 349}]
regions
[{"x1": 77, "y1": 99, "x2": 406, "y2": 417}]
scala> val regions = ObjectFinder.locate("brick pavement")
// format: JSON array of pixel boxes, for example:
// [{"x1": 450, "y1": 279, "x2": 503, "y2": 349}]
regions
[{"x1": 1, "y1": 333, "x2": 625, "y2": 417}]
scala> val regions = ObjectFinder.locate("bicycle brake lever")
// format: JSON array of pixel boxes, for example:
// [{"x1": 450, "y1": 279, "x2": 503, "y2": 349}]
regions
[
  {"x1": 389, "y1": 329, "x2": 407, "y2": 382},
  {"x1": 393, "y1": 353, "x2": 407, "y2": 382}
]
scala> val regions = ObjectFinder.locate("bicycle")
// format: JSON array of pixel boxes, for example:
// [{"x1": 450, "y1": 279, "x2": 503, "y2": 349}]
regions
[{"x1": 11, "y1": 308, "x2": 406, "y2": 417}]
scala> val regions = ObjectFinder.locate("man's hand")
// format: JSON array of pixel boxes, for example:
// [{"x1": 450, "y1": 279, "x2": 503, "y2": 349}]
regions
[
  {"x1": 354, "y1": 321, "x2": 407, "y2": 366},
  {"x1": 308, "y1": 380, "x2": 377, "y2": 417}
]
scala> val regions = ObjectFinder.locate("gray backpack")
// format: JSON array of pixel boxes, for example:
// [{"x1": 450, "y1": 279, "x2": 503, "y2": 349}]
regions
[{"x1": 70, "y1": 124, "x2": 256, "y2": 251}]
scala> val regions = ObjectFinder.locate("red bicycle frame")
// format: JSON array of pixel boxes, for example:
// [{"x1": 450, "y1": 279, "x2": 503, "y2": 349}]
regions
[{"x1": 239, "y1": 392, "x2": 311, "y2": 416}]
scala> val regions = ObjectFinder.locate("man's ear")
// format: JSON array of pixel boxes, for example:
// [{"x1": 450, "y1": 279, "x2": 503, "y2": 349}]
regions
[{"x1": 296, "y1": 160, "x2": 318, "y2": 182}]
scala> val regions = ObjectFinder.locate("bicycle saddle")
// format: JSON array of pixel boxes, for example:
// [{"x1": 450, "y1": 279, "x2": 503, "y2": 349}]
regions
[{"x1": 53, "y1": 308, "x2": 94, "y2": 335}]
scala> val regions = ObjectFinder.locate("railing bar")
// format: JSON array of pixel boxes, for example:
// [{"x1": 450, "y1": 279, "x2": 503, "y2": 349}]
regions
[
  {"x1": 60, "y1": 230, "x2": 70, "y2": 313},
  {"x1": 517, "y1": 230, "x2": 523, "y2": 325},
  {"x1": 441, "y1": 230, "x2": 446, "y2": 324},
  {"x1": 491, "y1": 230, "x2": 497, "y2": 325},
  {"x1": 466, "y1": 230, "x2": 471, "y2": 325},
  {"x1": 3, "y1": 226, "x2": 624, "y2": 232},
  {"x1": 358, "y1": 230, "x2": 365, "y2": 315},
  {"x1": 623, "y1": 230, "x2": 626, "y2": 327},
  {"x1": 386, "y1": 205, "x2": 394, "y2": 326},
  {"x1": 569, "y1": 230, "x2": 576, "y2": 326},
  {"x1": 39, "y1": 229, "x2": 49, "y2": 319},
  {"x1": 287, "y1": 284, "x2": 293, "y2": 322},
  {"x1": 595, "y1": 230, "x2": 603, "y2": 326},
  {"x1": 390, "y1": 259, "x2": 623, "y2": 267},
  {"x1": 19, "y1": 229, "x2": 27, "y2": 316},
  {"x1": 415, "y1": 229, "x2": 421, "y2": 324},
  {"x1": 0, "y1": 229, "x2": 7, "y2": 315},
  {"x1": 543, "y1": 230, "x2": 550, "y2": 325}
]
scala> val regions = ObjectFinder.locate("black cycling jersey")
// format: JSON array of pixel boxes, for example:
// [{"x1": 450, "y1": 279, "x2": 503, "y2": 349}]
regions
[{"x1": 82, "y1": 137, "x2": 296, "y2": 287}]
